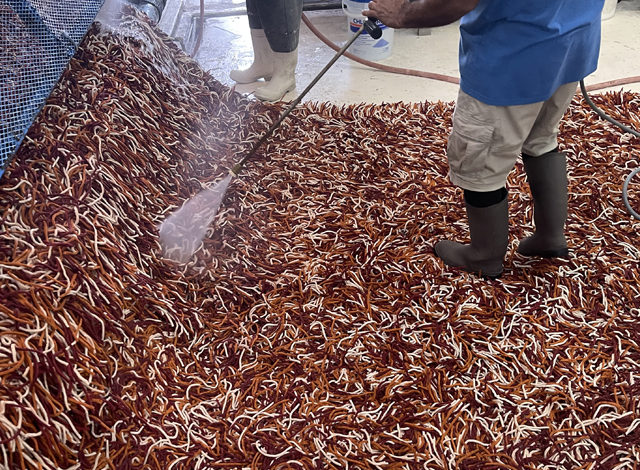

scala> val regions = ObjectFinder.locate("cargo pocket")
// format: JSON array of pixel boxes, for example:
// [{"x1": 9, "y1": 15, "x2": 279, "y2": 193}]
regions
[{"x1": 447, "y1": 112, "x2": 495, "y2": 179}]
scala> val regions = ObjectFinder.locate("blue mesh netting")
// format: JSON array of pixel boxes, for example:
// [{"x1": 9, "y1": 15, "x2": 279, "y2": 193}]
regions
[{"x1": 0, "y1": 0, "x2": 104, "y2": 179}]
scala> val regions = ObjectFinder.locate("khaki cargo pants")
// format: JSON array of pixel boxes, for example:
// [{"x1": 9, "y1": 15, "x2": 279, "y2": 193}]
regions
[{"x1": 446, "y1": 81, "x2": 578, "y2": 192}]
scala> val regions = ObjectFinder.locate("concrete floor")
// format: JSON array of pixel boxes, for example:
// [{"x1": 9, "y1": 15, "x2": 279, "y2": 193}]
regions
[{"x1": 157, "y1": 0, "x2": 640, "y2": 105}]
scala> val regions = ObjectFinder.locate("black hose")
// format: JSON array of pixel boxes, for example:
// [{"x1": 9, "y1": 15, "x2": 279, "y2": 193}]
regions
[
  {"x1": 579, "y1": 80, "x2": 640, "y2": 220},
  {"x1": 580, "y1": 80, "x2": 640, "y2": 139}
]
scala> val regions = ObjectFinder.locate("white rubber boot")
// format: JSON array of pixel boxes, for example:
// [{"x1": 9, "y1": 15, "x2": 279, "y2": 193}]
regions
[
  {"x1": 230, "y1": 29, "x2": 273, "y2": 84},
  {"x1": 253, "y1": 48, "x2": 298, "y2": 102}
]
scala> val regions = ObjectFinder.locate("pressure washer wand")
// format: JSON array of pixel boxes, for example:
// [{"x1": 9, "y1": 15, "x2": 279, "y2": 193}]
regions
[
  {"x1": 158, "y1": 19, "x2": 383, "y2": 262},
  {"x1": 230, "y1": 18, "x2": 383, "y2": 176}
]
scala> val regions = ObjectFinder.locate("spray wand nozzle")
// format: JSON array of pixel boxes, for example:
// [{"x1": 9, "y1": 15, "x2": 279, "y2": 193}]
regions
[{"x1": 363, "y1": 17, "x2": 383, "y2": 39}]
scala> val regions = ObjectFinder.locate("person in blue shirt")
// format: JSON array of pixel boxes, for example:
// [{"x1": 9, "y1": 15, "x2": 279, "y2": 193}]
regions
[
  {"x1": 230, "y1": 0, "x2": 303, "y2": 102},
  {"x1": 365, "y1": 0, "x2": 604, "y2": 279}
]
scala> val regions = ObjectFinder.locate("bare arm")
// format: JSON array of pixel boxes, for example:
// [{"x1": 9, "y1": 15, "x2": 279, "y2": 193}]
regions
[{"x1": 363, "y1": 0, "x2": 480, "y2": 29}]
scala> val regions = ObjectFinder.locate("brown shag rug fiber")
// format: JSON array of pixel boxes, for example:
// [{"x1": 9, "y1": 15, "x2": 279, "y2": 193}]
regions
[{"x1": 1, "y1": 14, "x2": 640, "y2": 470}]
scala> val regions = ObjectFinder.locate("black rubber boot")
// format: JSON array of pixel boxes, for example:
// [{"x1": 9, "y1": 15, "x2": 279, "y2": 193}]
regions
[
  {"x1": 517, "y1": 151, "x2": 569, "y2": 258},
  {"x1": 434, "y1": 194, "x2": 509, "y2": 279}
]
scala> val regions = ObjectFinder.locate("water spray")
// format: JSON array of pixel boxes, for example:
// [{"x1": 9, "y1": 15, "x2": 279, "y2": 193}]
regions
[{"x1": 158, "y1": 18, "x2": 383, "y2": 263}]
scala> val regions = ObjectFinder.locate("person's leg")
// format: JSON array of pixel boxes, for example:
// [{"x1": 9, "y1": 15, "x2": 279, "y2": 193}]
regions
[
  {"x1": 521, "y1": 82, "x2": 578, "y2": 157},
  {"x1": 256, "y1": 0, "x2": 302, "y2": 53},
  {"x1": 517, "y1": 82, "x2": 578, "y2": 258},
  {"x1": 253, "y1": 0, "x2": 303, "y2": 101},
  {"x1": 245, "y1": 0, "x2": 261, "y2": 30},
  {"x1": 435, "y1": 187, "x2": 509, "y2": 279},
  {"x1": 229, "y1": 0, "x2": 274, "y2": 84},
  {"x1": 435, "y1": 89, "x2": 543, "y2": 278}
]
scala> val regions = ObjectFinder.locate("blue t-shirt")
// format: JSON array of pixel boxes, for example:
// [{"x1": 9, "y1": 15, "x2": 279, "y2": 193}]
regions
[{"x1": 459, "y1": 0, "x2": 604, "y2": 106}]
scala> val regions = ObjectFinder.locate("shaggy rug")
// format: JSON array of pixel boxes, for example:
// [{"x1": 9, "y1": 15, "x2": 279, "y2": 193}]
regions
[{"x1": 1, "y1": 14, "x2": 639, "y2": 470}]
